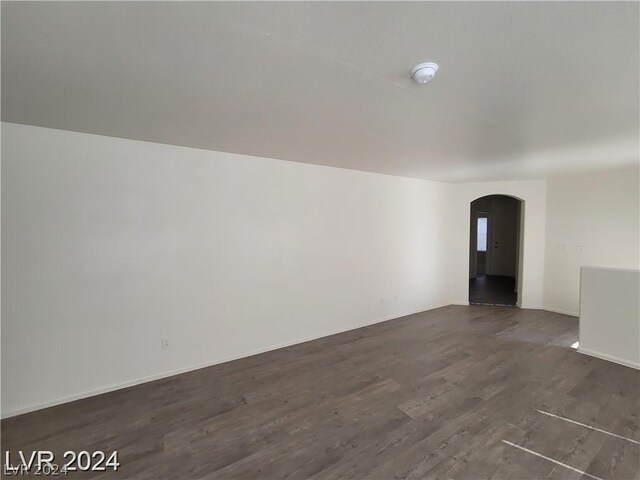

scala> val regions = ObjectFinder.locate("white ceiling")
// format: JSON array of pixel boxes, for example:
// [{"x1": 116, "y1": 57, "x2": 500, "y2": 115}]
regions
[{"x1": 2, "y1": 1, "x2": 638, "y2": 182}]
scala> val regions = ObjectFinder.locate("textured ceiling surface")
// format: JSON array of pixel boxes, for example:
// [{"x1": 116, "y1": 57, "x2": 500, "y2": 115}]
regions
[{"x1": 2, "y1": 1, "x2": 638, "y2": 181}]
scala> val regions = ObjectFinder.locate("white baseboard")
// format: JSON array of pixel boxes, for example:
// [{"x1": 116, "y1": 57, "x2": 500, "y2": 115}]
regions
[
  {"x1": 451, "y1": 302, "x2": 579, "y2": 317},
  {"x1": 542, "y1": 306, "x2": 579, "y2": 317},
  {"x1": 2, "y1": 302, "x2": 587, "y2": 418},
  {"x1": 520, "y1": 305, "x2": 579, "y2": 317},
  {"x1": 578, "y1": 347, "x2": 640, "y2": 370},
  {"x1": 2, "y1": 302, "x2": 453, "y2": 419}
]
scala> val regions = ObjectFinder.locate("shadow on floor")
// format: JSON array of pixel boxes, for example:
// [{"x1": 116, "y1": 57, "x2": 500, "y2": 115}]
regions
[{"x1": 469, "y1": 274, "x2": 517, "y2": 306}]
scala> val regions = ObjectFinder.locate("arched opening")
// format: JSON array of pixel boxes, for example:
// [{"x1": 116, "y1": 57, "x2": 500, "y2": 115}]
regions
[{"x1": 469, "y1": 195, "x2": 523, "y2": 306}]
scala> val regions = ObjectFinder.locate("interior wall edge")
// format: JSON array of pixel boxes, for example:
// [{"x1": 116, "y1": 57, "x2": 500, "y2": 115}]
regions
[{"x1": 577, "y1": 347, "x2": 640, "y2": 371}]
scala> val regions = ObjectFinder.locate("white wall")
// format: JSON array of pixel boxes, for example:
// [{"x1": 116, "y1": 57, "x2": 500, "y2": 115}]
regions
[
  {"x1": 579, "y1": 267, "x2": 640, "y2": 369},
  {"x1": 1, "y1": 122, "x2": 450, "y2": 417},
  {"x1": 445, "y1": 180, "x2": 547, "y2": 309},
  {"x1": 5, "y1": 121, "x2": 634, "y2": 417},
  {"x1": 544, "y1": 167, "x2": 640, "y2": 316}
]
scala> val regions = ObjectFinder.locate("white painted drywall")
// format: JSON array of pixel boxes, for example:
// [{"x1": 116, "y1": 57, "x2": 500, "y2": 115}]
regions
[
  {"x1": 1, "y1": 122, "x2": 451, "y2": 417},
  {"x1": 544, "y1": 167, "x2": 640, "y2": 316},
  {"x1": 6, "y1": 121, "x2": 629, "y2": 417},
  {"x1": 579, "y1": 267, "x2": 640, "y2": 369},
  {"x1": 444, "y1": 180, "x2": 547, "y2": 309}
]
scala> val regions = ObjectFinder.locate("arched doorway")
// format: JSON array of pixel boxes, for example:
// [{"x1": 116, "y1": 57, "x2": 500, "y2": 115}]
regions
[{"x1": 469, "y1": 195, "x2": 523, "y2": 306}]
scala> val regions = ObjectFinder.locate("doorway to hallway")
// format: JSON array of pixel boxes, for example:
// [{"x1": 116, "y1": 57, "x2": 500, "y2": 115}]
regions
[{"x1": 469, "y1": 195, "x2": 522, "y2": 306}]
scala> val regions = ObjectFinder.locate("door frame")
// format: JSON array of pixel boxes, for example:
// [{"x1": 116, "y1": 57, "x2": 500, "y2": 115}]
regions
[{"x1": 468, "y1": 195, "x2": 523, "y2": 307}]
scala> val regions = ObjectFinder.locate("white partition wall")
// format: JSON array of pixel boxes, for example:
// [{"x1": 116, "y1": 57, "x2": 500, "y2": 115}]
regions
[
  {"x1": 579, "y1": 267, "x2": 640, "y2": 369},
  {"x1": 544, "y1": 167, "x2": 640, "y2": 317}
]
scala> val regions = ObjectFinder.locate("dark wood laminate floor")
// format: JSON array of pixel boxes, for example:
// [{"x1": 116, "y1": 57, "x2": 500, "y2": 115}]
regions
[
  {"x1": 469, "y1": 275, "x2": 517, "y2": 306},
  {"x1": 2, "y1": 305, "x2": 639, "y2": 479}
]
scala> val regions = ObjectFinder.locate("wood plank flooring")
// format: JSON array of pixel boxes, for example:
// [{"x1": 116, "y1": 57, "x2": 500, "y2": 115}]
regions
[
  {"x1": 2, "y1": 305, "x2": 639, "y2": 479},
  {"x1": 469, "y1": 275, "x2": 517, "y2": 306}
]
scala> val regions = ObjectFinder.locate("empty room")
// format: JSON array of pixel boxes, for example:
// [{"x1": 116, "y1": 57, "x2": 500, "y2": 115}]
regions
[{"x1": 1, "y1": 1, "x2": 639, "y2": 479}]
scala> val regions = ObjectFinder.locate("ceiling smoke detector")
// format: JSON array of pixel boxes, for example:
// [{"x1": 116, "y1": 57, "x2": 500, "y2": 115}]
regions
[{"x1": 411, "y1": 62, "x2": 439, "y2": 84}]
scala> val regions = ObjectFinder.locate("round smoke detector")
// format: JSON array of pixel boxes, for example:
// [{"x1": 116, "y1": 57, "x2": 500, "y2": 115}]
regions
[{"x1": 411, "y1": 62, "x2": 439, "y2": 84}]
